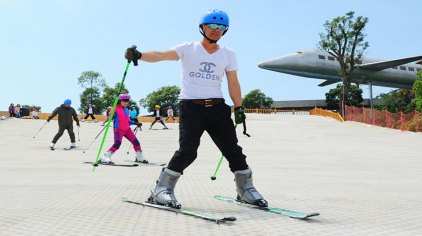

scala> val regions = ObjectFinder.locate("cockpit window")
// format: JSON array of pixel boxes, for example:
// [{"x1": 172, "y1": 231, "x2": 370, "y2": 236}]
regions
[{"x1": 296, "y1": 51, "x2": 304, "y2": 54}]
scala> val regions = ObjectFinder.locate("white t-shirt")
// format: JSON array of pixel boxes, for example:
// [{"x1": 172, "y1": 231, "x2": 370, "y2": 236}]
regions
[{"x1": 172, "y1": 42, "x2": 238, "y2": 99}]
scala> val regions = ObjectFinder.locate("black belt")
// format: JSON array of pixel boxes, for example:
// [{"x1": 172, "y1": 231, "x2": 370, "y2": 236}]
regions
[{"x1": 182, "y1": 98, "x2": 225, "y2": 107}]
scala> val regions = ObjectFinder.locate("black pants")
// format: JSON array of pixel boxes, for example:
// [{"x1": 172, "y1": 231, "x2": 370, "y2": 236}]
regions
[
  {"x1": 130, "y1": 118, "x2": 139, "y2": 123},
  {"x1": 84, "y1": 114, "x2": 96, "y2": 120},
  {"x1": 167, "y1": 101, "x2": 248, "y2": 173},
  {"x1": 52, "y1": 124, "x2": 75, "y2": 143},
  {"x1": 151, "y1": 117, "x2": 165, "y2": 126}
]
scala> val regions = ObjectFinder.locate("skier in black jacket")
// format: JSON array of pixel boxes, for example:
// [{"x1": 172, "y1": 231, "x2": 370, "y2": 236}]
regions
[{"x1": 47, "y1": 99, "x2": 80, "y2": 150}]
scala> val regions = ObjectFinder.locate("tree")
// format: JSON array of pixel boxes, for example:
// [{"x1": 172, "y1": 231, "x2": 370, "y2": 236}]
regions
[
  {"x1": 79, "y1": 87, "x2": 102, "y2": 114},
  {"x1": 141, "y1": 86, "x2": 180, "y2": 115},
  {"x1": 22, "y1": 105, "x2": 42, "y2": 112},
  {"x1": 101, "y1": 83, "x2": 137, "y2": 113},
  {"x1": 412, "y1": 71, "x2": 422, "y2": 112},
  {"x1": 77, "y1": 71, "x2": 106, "y2": 104},
  {"x1": 318, "y1": 11, "x2": 369, "y2": 116},
  {"x1": 325, "y1": 84, "x2": 363, "y2": 110},
  {"x1": 375, "y1": 89, "x2": 414, "y2": 113},
  {"x1": 242, "y1": 89, "x2": 273, "y2": 109}
]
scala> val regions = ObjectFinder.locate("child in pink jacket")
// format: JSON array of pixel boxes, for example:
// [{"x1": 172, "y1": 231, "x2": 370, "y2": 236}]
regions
[{"x1": 100, "y1": 94, "x2": 148, "y2": 164}]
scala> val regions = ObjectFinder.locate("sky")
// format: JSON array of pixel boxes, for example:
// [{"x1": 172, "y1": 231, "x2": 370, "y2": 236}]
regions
[{"x1": 1, "y1": 0, "x2": 421, "y2": 115}]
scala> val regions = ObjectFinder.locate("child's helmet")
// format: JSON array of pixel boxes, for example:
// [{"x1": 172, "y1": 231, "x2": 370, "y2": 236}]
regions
[{"x1": 118, "y1": 94, "x2": 131, "y2": 100}]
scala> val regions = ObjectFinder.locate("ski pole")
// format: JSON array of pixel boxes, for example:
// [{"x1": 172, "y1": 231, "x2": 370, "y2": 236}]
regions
[
  {"x1": 77, "y1": 125, "x2": 80, "y2": 141},
  {"x1": 126, "y1": 126, "x2": 139, "y2": 154},
  {"x1": 93, "y1": 57, "x2": 134, "y2": 170},
  {"x1": 82, "y1": 124, "x2": 107, "y2": 153},
  {"x1": 210, "y1": 124, "x2": 237, "y2": 181},
  {"x1": 33, "y1": 121, "x2": 48, "y2": 138}
]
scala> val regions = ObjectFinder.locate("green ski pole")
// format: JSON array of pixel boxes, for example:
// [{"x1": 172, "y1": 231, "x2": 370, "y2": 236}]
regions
[
  {"x1": 210, "y1": 124, "x2": 237, "y2": 180},
  {"x1": 92, "y1": 61, "x2": 132, "y2": 170}
]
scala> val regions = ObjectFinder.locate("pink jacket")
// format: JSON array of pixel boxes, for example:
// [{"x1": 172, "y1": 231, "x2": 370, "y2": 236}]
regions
[{"x1": 113, "y1": 105, "x2": 134, "y2": 131}]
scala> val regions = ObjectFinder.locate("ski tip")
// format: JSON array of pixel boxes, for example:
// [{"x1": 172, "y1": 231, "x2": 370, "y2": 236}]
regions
[
  {"x1": 308, "y1": 212, "x2": 320, "y2": 217},
  {"x1": 133, "y1": 164, "x2": 139, "y2": 167},
  {"x1": 222, "y1": 216, "x2": 237, "y2": 221}
]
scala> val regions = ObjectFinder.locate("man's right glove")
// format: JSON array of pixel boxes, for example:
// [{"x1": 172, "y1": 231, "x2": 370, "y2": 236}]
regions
[
  {"x1": 124, "y1": 45, "x2": 142, "y2": 66},
  {"x1": 47, "y1": 118, "x2": 51, "y2": 122},
  {"x1": 234, "y1": 106, "x2": 246, "y2": 124},
  {"x1": 136, "y1": 122, "x2": 143, "y2": 127}
]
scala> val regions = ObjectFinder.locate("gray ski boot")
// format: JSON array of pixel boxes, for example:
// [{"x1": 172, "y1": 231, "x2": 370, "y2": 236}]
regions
[
  {"x1": 234, "y1": 168, "x2": 268, "y2": 207},
  {"x1": 148, "y1": 168, "x2": 182, "y2": 209}
]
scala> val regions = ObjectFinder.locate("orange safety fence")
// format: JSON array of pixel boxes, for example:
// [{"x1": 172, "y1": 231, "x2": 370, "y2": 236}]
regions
[
  {"x1": 309, "y1": 108, "x2": 344, "y2": 122},
  {"x1": 243, "y1": 108, "x2": 309, "y2": 115},
  {"x1": 345, "y1": 105, "x2": 422, "y2": 132}
]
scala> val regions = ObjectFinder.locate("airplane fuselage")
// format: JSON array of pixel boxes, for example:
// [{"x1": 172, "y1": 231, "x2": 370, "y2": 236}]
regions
[{"x1": 258, "y1": 51, "x2": 422, "y2": 89}]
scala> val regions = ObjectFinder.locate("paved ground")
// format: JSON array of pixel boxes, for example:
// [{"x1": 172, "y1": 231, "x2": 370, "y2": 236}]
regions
[{"x1": 1, "y1": 114, "x2": 421, "y2": 236}]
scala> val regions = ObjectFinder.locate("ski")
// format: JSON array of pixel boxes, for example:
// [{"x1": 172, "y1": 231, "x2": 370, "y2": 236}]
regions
[
  {"x1": 83, "y1": 161, "x2": 138, "y2": 167},
  {"x1": 214, "y1": 195, "x2": 319, "y2": 220},
  {"x1": 125, "y1": 160, "x2": 166, "y2": 167},
  {"x1": 122, "y1": 198, "x2": 236, "y2": 224},
  {"x1": 63, "y1": 147, "x2": 77, "y2": 151}
]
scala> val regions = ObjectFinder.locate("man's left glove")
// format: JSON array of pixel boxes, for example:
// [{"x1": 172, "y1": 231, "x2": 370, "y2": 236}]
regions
[
  {"x1": 136, "y1": 122, "x2": 143, "y2": 127},
  {"x1": 76, "y1": 122, "x2": 80, "y2": 127},
  {"x1": 124, "y1": 45, "x2": 142, "y2": 66},
  {"x1": 234, "y1": 106, "x2": 246, "y2": 124}
]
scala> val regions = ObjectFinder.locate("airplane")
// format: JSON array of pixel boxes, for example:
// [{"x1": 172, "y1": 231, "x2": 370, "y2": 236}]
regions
[{"x1": 258, "y1": 50, "x2": 422, "y2": 104}]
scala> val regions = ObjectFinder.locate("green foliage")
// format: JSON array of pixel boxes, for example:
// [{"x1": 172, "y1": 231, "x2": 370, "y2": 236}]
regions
[
  {"x1": 79, "y1": 87, "x2": 102, "y2": 114},
  {"x1": 101, "y1": 83, "x2": 137, "y2": 113},
  {"x1": 22, "y1": 105, "x2": 42, "y2": 112},
  {"x1": 325, "y1": 84, "x2": 363, "y2": 110},
  {"x1": 242, "y1": 89, "x2": 273, "y2": 109},
  {"x1": 141, "y1": 86, "x2": 180, "y2": 115},
  {"x1": 77, "y1": 70, "x2": 107, "y2": 112},
  {"x1": 413, "y1": 72, "x2": 422, "y2": 112},
  {"x1": 375, "y1": 89, "x2": 414, "y2": 113},
  {"x1": 404, "y1": 116, "x2": 422, "y2": 132},
  {"x1": 318, "y1": 11, "x2": 369, "y2": 114},
  {"x1": 77, "y1": 71, "x2": 106, "y2": 89}
]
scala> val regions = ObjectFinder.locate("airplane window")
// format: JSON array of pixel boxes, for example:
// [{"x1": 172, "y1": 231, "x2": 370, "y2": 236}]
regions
[
  {"x1": 328, "y1": 56, "x2": 335, "y2": 61},
  {"x1": 400, "y1": 66, "x2": 406, "y2": 70},
  {"x1": 318, "y1": 55, "x2": 325, "y2": 59},
  {"x1": 408, "y1": 67, "x2": 415, "y2": 71}
]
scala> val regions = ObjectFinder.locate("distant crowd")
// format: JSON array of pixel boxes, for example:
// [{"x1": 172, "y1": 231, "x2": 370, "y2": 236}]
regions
[{"x1": 8, "y1": 103, "x2": 39, "y2": 119}]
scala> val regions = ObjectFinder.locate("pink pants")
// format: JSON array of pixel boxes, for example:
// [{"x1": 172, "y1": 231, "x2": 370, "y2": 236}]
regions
[{"x1": 108, "y1": 128, "x2": 141, "y2": 153}]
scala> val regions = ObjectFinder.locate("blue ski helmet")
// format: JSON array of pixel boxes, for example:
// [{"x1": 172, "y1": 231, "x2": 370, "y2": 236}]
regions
[
  {"x1": 64, "y1": 99, "x2": 72, "y2": 105},
  {"x1": 199, "y1": 9, "x2": 229, "y2": 35}
]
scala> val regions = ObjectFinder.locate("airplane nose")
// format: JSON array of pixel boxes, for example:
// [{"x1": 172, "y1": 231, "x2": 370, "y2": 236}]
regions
[{"x1": 258, "y1": 56, "x2": 291, "y2": 71}]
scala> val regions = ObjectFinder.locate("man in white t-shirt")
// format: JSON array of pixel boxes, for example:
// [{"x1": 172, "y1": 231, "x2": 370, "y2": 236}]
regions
[{"x1": 125, "y1": 9, "x2": 267, "y2": 209}]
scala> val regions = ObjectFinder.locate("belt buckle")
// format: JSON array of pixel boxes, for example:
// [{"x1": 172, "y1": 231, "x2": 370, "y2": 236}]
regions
[{"x1": 204, "y1": 99, "x2": 213, "y2": 107}]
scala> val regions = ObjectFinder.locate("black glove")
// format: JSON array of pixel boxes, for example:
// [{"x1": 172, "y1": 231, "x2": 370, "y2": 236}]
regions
[
  {"x1": 125, "y1": 45, "x2": 142, "y2": 66},
  {"x1": 234, "y1": 106, "x2": 246, "y2": 124},
  {"x1": 136, "y1": 122, "x2": 143, "y2": 127},
  {"x1": 47, "y1": 118, "x2": 51, "y2": 122},
  {"x1": 76, "y1": 122, "x2": 80, "y2": 127}
]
